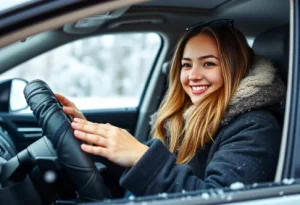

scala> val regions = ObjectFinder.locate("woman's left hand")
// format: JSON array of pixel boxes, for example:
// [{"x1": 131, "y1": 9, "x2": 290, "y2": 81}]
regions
[{"x1": 71, "y1": 118, "x2": 149, "y2": 167}]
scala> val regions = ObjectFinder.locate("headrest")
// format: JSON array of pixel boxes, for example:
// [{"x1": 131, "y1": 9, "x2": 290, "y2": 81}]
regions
[{"x1": 252, "y1": 24, "x2": 289, "y2": 84}]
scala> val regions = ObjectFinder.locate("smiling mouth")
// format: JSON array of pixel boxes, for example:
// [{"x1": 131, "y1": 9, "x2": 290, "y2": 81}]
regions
[{"x1": 190, "y1": 86, "x2": 209, "y2": 94}]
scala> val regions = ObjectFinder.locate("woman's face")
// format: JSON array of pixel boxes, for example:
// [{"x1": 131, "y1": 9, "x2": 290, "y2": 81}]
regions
[{"x1": 180, "y1": 33, "x2": 224, "y2": 104}]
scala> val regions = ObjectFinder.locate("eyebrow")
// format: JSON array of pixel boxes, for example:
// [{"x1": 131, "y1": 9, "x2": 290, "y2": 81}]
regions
[{"x1": 182, "y1": 55, "x2": 219, "y2": 61}]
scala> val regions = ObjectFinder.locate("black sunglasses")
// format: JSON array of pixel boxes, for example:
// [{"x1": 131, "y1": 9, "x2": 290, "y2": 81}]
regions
[{"x1": 186, "y1": 19, "x2": 235, "y2": 33}]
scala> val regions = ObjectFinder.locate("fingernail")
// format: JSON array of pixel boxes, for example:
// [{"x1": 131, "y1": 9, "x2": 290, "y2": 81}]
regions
[
  {"x1": 74, "y1": 130, "x2": 79, "y2": 135},
  {"x1": 73, "y1": 118, "x2": 80, "y2": 122},
  {"x1": 71, "y1": 122, "x2": 78, "y2": 128}
]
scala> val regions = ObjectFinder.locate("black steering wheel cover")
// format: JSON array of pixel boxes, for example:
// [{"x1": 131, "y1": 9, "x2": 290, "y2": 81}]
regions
[{"x1": 23, "y1": 79, "x2": 110, "y2": 201}]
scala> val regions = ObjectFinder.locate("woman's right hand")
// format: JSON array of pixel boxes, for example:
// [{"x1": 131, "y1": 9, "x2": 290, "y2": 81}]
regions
[{"x1": 54, "y1": 93, "x2": 86, "y2": 120}]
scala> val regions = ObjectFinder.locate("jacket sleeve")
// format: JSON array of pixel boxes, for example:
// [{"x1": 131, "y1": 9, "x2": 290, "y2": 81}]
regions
[{"x1": 119, "y1": 112, "x2": 281, "y2": 196}]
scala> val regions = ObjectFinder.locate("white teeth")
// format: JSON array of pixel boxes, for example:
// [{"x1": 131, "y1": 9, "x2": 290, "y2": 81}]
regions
[{"x1": 191, "y1": 86, "x2": 208, "y2": 91}]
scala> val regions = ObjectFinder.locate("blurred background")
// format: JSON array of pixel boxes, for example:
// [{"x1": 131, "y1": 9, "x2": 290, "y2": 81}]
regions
[{"x1": 0, "y1": 33, "x2": 161, "y2": 111}]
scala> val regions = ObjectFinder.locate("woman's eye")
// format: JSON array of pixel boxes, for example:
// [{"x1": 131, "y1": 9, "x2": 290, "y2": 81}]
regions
[
  {"x1": 203, "y1": 62, "x2": 216, "y2": 67},
  {"x1": 181, "y1": 63, "x2": 191, "y2": 68}
]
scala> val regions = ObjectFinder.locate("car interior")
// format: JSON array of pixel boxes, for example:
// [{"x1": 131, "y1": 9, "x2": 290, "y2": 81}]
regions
[{"x1": 0, "y1": 0, "x2": 293, "y2": 204}]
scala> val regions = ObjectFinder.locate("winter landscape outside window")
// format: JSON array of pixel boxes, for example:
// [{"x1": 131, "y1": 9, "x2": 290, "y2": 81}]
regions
[{"x1": 0, "y1": 33, "x2": 161, "y2": 112}]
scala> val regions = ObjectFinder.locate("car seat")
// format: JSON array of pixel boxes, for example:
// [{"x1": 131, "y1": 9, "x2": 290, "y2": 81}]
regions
[
  {"x1": 252, "y1": 24, "x2": 289, "y2": 127},
  {"x1": 253, "y1": 24, "x2": 289, "y2": 85}
]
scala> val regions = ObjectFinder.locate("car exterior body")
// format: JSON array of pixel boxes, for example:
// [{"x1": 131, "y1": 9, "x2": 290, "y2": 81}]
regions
[{"x1": 0, "y1": 0, "x2": 299, "y2": 204}]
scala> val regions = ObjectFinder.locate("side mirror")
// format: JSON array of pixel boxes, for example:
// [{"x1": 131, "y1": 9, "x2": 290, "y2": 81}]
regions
[{"x1": 0, "y1": 78, "x2": 29, "y2": 112}]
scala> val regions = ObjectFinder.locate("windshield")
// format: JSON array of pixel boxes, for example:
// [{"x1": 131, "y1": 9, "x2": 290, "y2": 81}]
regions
[{"x1": 0, "y1": 0, "x2": 34, "y2": 13}]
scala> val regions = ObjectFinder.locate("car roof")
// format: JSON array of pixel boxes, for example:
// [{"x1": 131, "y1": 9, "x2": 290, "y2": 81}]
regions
[{"x1": 132, "y1": 0, "x2": 289, "y2": 37}]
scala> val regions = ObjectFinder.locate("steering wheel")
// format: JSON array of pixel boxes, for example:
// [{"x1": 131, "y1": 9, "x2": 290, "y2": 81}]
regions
[{"x1": 23, "y1": 79, "x2": 110, "y2": 201}]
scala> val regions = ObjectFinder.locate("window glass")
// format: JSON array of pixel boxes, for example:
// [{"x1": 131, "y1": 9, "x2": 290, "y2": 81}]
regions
[
  {"x1": 247, "y1": 37, "x2": 254, "y2": 47},
  {"x1": 0, "y1": 33, "x2": 161, "y2": 111},
  {"x1": 0, "y1": 0, "x2": 33, "y2": 12}
]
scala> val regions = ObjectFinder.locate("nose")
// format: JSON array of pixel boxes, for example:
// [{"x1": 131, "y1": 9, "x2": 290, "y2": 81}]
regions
[{"x1": 188, "y1": 66, "x2": 203, "y2": 80}]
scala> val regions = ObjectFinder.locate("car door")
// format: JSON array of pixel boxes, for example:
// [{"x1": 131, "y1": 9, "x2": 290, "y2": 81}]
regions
[{"x1": 1, "y1": 0, "x2": 300, "y2": 204}]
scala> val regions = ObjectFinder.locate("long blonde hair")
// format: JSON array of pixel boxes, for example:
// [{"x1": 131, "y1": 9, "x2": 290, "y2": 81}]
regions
[{"x1": 152, "y1": 24, "x2": 254, "y2": 163}]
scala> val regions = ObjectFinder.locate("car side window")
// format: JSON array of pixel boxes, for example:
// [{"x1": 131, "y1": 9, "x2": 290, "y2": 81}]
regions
[{"x1": 0, "y1": 33, "x2": 161, "y2": 112}]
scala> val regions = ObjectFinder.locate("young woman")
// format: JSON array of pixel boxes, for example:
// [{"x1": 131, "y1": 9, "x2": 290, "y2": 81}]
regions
[{"x1": 55, "y1": 19, "x2": 286, "y2": 196}]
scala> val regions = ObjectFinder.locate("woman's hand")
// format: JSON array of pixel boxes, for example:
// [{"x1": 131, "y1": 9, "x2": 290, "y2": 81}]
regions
[
  {"x1": 55, "y1": 93, "x2": 86, "y2": 120},
  {"x1": 71, "y1": 118, "x2": 149, "y2": 167}
]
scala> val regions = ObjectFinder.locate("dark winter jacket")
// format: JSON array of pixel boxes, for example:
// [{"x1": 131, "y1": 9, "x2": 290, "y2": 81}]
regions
[{"x1": 119, "y1": 56, "x2": 286, "y2": 196}]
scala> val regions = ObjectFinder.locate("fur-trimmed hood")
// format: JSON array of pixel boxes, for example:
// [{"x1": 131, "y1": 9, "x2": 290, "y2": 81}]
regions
[
  {"x1": 150, "y1": 56, "x2": 286, "y2": 131},
  {"x1": 221, "y1": 56, "x2": 286, "y2": 124}
]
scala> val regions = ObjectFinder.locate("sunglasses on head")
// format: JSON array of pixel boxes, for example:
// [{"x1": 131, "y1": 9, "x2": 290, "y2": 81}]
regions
[
  {"x1": 186, "y1": 19, "x2": 235, "y2": 31},
  {"x1": 185, "y1": 19, "x2": 236, "y2": 38}
]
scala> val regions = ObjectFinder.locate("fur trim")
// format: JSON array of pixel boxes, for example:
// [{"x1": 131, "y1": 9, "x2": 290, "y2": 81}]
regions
[
  {"x1": 221, "y1": 57, "x2": 286, "y2": 124},
  {"x1": 183, "y1": 105, "x2": 195, "y2": 123},
  {"x1": 230, "y1": 57, "x2": 276, "y2": 105}
]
